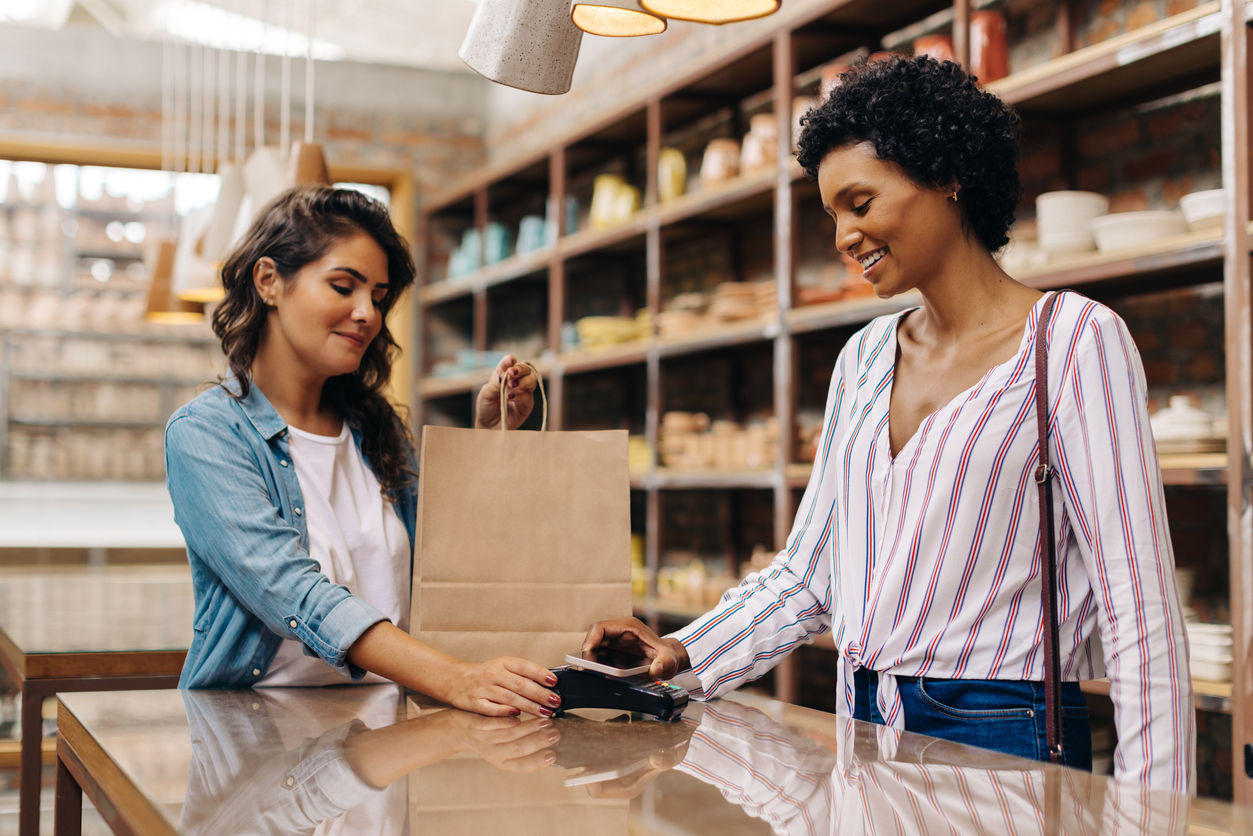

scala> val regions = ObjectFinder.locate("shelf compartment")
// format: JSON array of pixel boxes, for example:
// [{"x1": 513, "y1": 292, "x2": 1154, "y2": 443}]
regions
[
  {"x1": 786, "y1": 462, "x2": 813, "y2": 488},
  {"x1": 650, "y1": 467, "x2": 776, "y2": 490},
  {"x1": 656, "y1": 169, "x2": 777, "y2": 228},
  {"x1": 559, "y1": 216, "x2": 650, "y2": 261},
  {"x1": 1080, "y1": 676, "x2": 1230, "y2": 714},
  {"x1": 7, "y1": 372, "x2": 208, "y2": 387},
  {"x1": 1159, "y1": 452, "x2": 1227, "y2": 485},
  {"x1": 420, "y1": 248, "x2": 553, "y2": 305},
  {"x1": 418, "y1": 373, "x2": 485, "y2": 399},
  {"x1": 787, "y1": 291, "x2": 923, "y2": 335},
  {"x1": 560, "y1": 342, "x2": 652, "y2": 374},
  {"x1": 419, "y1": 361, "x2": 554, "y2": 401},
  {"x1": 988, "y1": 3, "x2": 1221, "y2": 115},
  {"x1": 657, "y1": 319, "x2": 778, "y2": 358},
  {"x1": 1011, "y1": 227, "x2": 1224, "y2": 291},
  {"x1": 9, "y1": 418, "x2": 165, "y2": 429}
]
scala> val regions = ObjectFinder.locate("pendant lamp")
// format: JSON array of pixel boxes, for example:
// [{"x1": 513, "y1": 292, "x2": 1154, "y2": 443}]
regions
[
  {"x1": 639, "y1": 0, "x2": 780, "y2": 24},
  {"x1": 144, "y1": 238, "x2": 204, "y2": 324},
  {"x1": 287, "y1": 142, "x2": 331, "y2": 186},
  {"x1": 460, "y1": 0, "x2": 584, "y2": 95},
  {"x1": 201, "y1": 163, "x2": 245, "y2": 264},
  {"x1": 169, "y1": 205, "x2": 218, "y2": 309},
  {"x1": 286, "y1": 3, "x2": 331, "y2": 187},
  {"x1": 571, "y1": 0, "x2": 666, "y2": 36}
]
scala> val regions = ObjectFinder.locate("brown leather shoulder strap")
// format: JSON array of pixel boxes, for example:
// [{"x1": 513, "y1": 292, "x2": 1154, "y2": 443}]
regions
[{"x1": 1034, "y1": 291, "x2": 1063, "y2": 765}]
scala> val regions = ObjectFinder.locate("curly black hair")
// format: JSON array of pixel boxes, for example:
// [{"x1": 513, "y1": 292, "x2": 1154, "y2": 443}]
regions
[{"x1": 796, "y1": 55, "x2": 1022, "y2": 252}]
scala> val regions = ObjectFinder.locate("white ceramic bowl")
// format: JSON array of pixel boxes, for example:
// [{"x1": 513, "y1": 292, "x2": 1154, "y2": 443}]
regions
[
  {"x1": 1190, "y1": 656, "x2": 1232, "y2": 682},
  {"x1": 1037, "y1": 191, "x2": 1109, "y2": 241},
  {"x1": 1039, "y1": 230, "x2": 1097, "y2": 255},
  {"x1": 1190, "y1": 644, "x2": 1232, "y2": 664},
  {"x1": 1187, "y1": 622, "x2": 1232, "y2": 638},
  {"x1": 1090, "y1": 211, "x2": 1187, "y2": 253},
  {"x1": 1178, "y1": 189, "x2": 1226, "y2": 231}
]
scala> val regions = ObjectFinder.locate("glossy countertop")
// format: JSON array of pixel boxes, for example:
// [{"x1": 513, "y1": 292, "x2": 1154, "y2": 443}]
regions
[
  {"x1": 0, "y1": 565, "x2": 192, "y2": 655},
  {"x1": 58, "y1": 685, "x2": 1245, "y2": 835}
]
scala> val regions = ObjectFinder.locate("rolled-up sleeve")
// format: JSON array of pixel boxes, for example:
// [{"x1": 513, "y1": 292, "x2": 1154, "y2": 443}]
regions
[
  {"x1": 672, "y1": 345, "x2": 848, "y2": 698},
  {"x1": 1052, "y1": 308, "x2": 1193, "y2": 793},
  {"x1": 166, "y1": 410, "x2": 388, "y2": 680}
]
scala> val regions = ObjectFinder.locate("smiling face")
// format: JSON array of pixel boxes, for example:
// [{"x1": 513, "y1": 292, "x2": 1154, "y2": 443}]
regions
[
  {"x1": 817, "y1": 142, "x2": 964, "y2": 298},
  {"x1": 255, "y1": 230, "x2": 390, "y2": 381}
]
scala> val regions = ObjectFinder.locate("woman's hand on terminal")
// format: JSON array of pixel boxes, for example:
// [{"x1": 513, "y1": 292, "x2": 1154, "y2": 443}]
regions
[
  {"x1": 582, "y1": 617, "x2": 690, "y2": 680},
  {"x1": 474, "y1": 355, "x2": 537, "y2": 430},
  {"x1": 446, "y1": 656, "x2": 561, "y2": 718}
]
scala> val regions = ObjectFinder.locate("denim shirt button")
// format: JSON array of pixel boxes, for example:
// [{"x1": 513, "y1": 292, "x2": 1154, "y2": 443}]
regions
[
  {"x1": 295, "y1": 508, "x2": 302, "y2": 516},
  {"x1": 289, "y1": 619, "x2": 298, "y2": 628},
  {"x1": 280, "y1": 460, "x2": 288, "y2": 467},
  {"x1": 252, "y1": 668, "x2": 261, "y2": 676}
]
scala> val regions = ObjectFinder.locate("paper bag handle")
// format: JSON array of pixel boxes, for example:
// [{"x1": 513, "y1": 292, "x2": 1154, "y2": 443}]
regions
[{"x1": 498, "y1": 361, "x2": 548, "y2": 432}]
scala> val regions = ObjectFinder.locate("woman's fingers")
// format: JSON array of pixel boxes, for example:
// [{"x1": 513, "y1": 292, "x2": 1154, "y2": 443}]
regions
[
  {"x1": 499, "y1": 747, "x2": 559, "y2": 773},
  {"x1": 486, "y1": 685, "x2": 551, "y2": 718}
]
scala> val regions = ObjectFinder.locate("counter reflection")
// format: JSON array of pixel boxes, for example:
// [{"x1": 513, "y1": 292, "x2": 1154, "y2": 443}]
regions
[{"x1": 176, "y1": 687, "x2": 1209, "y2": 835}]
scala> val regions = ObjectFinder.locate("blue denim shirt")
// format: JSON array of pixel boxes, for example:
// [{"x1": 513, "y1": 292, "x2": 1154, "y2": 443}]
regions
[{"x1": 165, "y1": 377, "x2": 417, "y2": 688}]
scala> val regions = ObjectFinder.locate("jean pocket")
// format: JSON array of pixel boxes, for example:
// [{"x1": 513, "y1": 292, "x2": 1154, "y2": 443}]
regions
[{"x1": 914, "y1": 678, "x2": 1038, "y2": 720}]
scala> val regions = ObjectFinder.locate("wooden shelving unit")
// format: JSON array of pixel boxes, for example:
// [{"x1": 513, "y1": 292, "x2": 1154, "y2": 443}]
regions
[{"x1": 417, "y1": 0, "x2": 1253, "y2": 800}]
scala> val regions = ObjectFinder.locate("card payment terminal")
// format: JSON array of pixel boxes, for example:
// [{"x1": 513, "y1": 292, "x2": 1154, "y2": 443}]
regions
[{"x1": 550, "y1": 665, "x2": 690, "y2": 721}]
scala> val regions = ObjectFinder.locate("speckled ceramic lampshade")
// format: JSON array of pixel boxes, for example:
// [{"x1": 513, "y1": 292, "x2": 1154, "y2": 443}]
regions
[
  {"x1": 639, "y1": 0, "x2": 780, "y2": 24},
  {"x1": 571, "y1": 0, "x2": 667, "y2": 36},
  {"x1": 460, "y1": 0, "x2": 585, "y2": 95}
]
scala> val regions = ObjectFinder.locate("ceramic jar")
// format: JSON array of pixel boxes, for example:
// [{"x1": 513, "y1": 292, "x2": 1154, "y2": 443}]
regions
[
  {"x1": 820, "y1": 63, "x2": 851, "y2": 99},
  {"x1": 913, "y1": 34, "x2": 954, "y2": 63},
  {"x1": 970, "y1": 11, "x2": 1009, "y2": 83},
  {"x1": 792, "y1": 97, "x2": 818, "y2": 150},
  {"x1": 658, "y1": 148, "x2": 687, "y2": 203},
  {"x1": 700, "y1": 138, "x2": 741, "y2": 188},
  {"x1": 740, "y1": 113, "x2": 778, "y2": 177},
  {"x1": 589, "y1": 174, "x2": 640, "y2": 230}
]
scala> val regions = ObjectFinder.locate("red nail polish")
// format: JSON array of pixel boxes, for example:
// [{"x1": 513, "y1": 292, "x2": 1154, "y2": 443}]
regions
[
  {"x1": 548, "y1": 694, "x2": 561, "y2": 707},
  {"x1": 546, "y1": 675, "x2": 558, "y2": 686},
  {"x1": 509, "y1": 708, "x2": 521, "y2": 716},
  {"x1": 539, "y1": 708, "x2": 553, "y2": 717}
]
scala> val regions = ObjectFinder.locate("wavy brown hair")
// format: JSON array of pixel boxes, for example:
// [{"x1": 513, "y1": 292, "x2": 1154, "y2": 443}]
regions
[{"x1": 213, "y1": 185, "x2": 416, "y2": 499}]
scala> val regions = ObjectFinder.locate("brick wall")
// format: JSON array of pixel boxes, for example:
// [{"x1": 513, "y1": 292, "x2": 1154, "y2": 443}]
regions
[{"x1": 0, "y1": 23, "x2": 488, "y2": 197}]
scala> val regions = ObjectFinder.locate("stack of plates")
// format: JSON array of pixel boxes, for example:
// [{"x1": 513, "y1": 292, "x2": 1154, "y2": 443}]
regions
[
  {"x1": 708, "y1": 283, "x2": 761, "y2": 321},
  {"x1": 1036, "y1": 191, "x2": 1108, "y2": 255},
  {"x1": 1187, "y1": 623, "x2": 1232, "y2": 683}
]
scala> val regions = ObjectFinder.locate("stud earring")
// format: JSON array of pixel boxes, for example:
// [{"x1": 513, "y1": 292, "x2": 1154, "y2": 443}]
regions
[{"x1": 949, "y1": 191, "x2": 958, "y2": 202}]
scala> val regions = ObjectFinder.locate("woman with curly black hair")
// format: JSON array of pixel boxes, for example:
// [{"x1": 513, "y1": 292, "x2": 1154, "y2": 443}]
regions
[{"x1": 585, "y1": 56, "x2": 1192, "y2": 792}]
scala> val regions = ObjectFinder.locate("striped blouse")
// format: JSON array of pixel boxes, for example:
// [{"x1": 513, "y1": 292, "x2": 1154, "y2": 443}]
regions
[{"x1": 673, "y1": 291, "x2": 1194, "y2": 793}]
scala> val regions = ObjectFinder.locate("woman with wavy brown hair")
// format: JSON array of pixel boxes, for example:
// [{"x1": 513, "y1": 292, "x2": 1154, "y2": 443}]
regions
[{"x1": 166, "y1": 185, "x2": 562, "y2": 718}]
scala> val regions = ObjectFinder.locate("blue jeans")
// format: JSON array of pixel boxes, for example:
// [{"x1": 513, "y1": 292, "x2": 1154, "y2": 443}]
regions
[{"x1": 853, "y1": 669, "x2": 1092, "y2": 770}]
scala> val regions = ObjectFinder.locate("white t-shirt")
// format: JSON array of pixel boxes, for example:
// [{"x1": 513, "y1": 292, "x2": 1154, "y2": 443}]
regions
[{"x1": 256, "y1": 421, "x2": 411, "y2": 687}]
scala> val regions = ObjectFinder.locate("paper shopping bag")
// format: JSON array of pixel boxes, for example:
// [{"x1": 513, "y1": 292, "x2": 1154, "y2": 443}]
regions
[{"x1": 411, "y1": 368, "x2": 632, "y2": 668}]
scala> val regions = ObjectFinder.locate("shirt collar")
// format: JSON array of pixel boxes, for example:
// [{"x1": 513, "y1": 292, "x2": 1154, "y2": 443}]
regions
[{"x1": 223, "y1": 373, "x2": 289, "y2": 441}]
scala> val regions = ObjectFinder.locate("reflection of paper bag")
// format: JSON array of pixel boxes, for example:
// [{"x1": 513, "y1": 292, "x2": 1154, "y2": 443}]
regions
[
  {"x1": 411, "y1": 381, "x2": 632, "y2": 668},
  {"x1": 409, "y1": 757, "x2": 629, "y2": 836}
]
